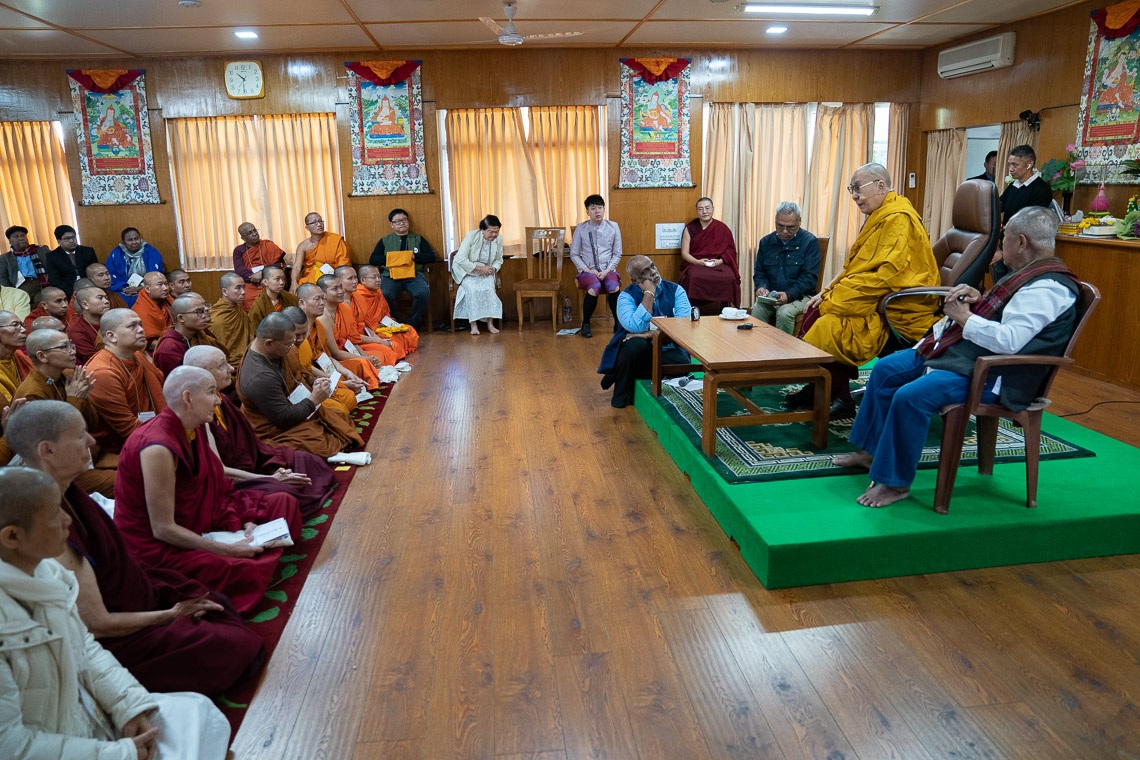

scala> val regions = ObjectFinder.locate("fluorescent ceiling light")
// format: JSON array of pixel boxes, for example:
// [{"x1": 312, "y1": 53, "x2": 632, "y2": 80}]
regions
[
  {"x1": 766, "y1": 26, "x2": 788, "y2": 34},
  {"x1": 741, "y1": 4, "x2": 877, "y2": 16},
  {"x1": 234, "y1": 30, "x2": 259, "y2": 39}
]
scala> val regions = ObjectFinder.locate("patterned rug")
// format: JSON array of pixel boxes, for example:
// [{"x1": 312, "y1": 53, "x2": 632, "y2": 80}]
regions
[
  {"x1": 217, "y1": 384, "x2": 392, "y2": 732},
  {"x1": 652, "y1": 373, "x2": 1095, "y2": 485}
]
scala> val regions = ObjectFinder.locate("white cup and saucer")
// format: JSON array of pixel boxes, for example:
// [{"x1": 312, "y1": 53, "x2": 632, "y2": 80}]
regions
[{"x1": 719, "y1": 307, "x2": 748, "y2": 321}]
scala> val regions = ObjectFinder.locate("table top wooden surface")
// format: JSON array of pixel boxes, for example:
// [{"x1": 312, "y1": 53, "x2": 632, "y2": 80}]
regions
[{"x1": 651, "y1": 315, "x2": 834, "y2": 370}]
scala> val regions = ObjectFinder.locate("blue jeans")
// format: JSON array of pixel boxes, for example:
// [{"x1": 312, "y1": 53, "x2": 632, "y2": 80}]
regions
[
  {"x1": 848, "y1": 349, "x2": 997, "y2": 487},
  {"x1": 380, "y1": 274, "x2": 431, "y2": 328}
]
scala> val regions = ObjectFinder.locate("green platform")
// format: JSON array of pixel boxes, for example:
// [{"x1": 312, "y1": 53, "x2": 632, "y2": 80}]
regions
[{"x1": 636, "y1": 381, "x2": 1140, "y2": 588}]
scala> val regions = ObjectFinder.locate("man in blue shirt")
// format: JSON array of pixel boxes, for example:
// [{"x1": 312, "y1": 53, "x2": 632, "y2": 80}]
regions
[
  {"x1": 598, "y1": 255, "x2": 691, "y2": 408},
  {"x1": 750, "y1": 202, "x2": 821, "y2": 334}
]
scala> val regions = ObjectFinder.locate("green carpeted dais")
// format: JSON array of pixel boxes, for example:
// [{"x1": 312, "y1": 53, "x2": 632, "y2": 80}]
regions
[{"x1": 656, "y1": 377, "x2": 1094, "y2": 484}]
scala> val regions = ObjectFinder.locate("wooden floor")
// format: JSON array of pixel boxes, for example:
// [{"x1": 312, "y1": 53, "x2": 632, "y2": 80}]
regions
[{"x1": 231, "y1": 329, "x2": 1140, "y2": 760}]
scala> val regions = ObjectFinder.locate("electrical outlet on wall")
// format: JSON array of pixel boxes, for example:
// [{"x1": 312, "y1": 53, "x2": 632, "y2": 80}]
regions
[{"x1": 908, "y1": 172, "x2": 917, "y2": 189}]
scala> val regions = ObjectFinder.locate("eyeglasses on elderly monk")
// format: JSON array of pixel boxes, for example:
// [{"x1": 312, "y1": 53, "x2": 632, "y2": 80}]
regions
[{"x1": 847, "y1": 179, "x2": 881, "y2": 196}]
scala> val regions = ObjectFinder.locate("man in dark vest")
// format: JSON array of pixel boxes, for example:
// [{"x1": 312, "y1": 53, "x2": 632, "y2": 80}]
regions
[
  {"x1": 597, "y1": 254, "x2": 692, "y2": 409},
  {"x1": 367, "y1": 208, "x2": 437, "y2": 329},
  {"x1": 834, "y1": 207, "x2": 1081, "y2": 508}
]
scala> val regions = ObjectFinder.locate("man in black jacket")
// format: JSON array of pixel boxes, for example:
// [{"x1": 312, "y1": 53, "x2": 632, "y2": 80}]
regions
[{"x1": 46, "y1": 224, "x2": 99, "y2": 297}]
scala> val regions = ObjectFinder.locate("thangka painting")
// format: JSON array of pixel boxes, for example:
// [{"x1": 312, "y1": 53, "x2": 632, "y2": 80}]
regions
[
  {"x1": 618, "y1": 57, "x2": 692, "y2": 188},
  {"x1": 67, "y1": 69, "x2": 160, "y2": 204},
  {"x1": 346, "y1": 60, "x2": 429, "y2": 196},
  {"x1": 1075, "y1": 1, "x2": 1140, "y2": 183}
]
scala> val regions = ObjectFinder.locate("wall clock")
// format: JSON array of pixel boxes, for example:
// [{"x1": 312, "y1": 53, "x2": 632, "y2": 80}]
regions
[{"x1": 224, "y1": 60, "x2": 264, "y2": 99}]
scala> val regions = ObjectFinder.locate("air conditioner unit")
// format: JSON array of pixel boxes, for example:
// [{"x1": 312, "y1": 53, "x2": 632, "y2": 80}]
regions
[{"x1": 937, "y1": 32, "x2": 1015, "y2": 79}]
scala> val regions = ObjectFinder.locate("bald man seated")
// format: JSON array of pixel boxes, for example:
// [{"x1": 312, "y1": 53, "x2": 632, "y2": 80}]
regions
[
  {"x1": 85, "y1": 262, "x2": 128, "y2": 309},
  {"x1": 247, "y1": 265, "x2": 297, "y2": 331},
  {"x1": 167, "y1": 269, "x2": 193, "y2": 299},
  {"x1": 153, "y1": 293, "x2": 222, "y2": 376},
  {"x1": 23, "y1": 286, "x2": 68, "y2": 332},
  {"x1": 114, "y1": 366, "x2": 302, "y2": 615},
  {"x1": 5, "y1": 400, "x2": 265, "y2": 695},
  {"x1": 131, "y1": 271, "x2": 173, "y2": 348},
  {"x1": 344, "y1": 264, "x2": 418, "y2": 359},
  {"x1": 85, "y1": 308, "x2": 166, "y2": 454},
  {"x1": 66, "y1": 285, "x2": 111, "y2": 363},
  {"x1": 237, "y1": 312, "x2": 363, "y2": 457},
  {"x1": 0, "y1": 309, "x2": 32, "y2": 408},
  {"x1": 210, "y1": 272, "x2": 253, "y2": 368}
]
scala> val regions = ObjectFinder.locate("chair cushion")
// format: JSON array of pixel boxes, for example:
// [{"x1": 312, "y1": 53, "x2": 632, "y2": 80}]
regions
[{"x1": 513, "y1": 278, "x2": 559, "y2": 291}]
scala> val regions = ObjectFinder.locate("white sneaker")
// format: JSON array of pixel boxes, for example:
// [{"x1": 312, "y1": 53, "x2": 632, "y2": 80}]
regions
[{"x1": 395, "y1": 361, "x2": 412, "y2": 372}]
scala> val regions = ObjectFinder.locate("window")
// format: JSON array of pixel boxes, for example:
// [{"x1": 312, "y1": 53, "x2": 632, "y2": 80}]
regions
[
  {"x1": 166, "y1": 113, "x2": 343, "y2": 270},
  {"x1": 0, "y1": 121, "x2": 78, "y2": 248}
]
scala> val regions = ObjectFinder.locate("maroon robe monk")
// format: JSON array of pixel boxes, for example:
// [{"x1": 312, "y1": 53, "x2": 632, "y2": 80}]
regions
[
  {"x1": 678, "y1": 210, "x2": 741, "y2": 307},
  {"x1": 63, "y1": 482, "x2": 264, "y2": 694},
  {"x1": 114, "y1": 407, "x2": 302, "y2": 615},
  {"x1": 210, "y1": 393, "x2": 336, "y2": 515}
]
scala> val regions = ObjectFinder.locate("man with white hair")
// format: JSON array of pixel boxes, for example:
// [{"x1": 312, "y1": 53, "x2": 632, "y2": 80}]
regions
[
  {"x1": 113, "y1": 365, "x2": 302, "y2": 614},
  {"x1": 751, "y1": 201, "x2": 821, "y2": 334},
  {"x1": 834, "y1": 207, "x2": 1081, "y2": 508}
]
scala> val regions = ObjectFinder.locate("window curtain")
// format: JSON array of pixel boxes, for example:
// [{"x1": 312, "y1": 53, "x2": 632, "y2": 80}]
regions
[
  {"x1": 166, "y1": 113, "x2": 342, "y2": 271},
  {"x1": 444, "y1": 108, "x2": 539, "y2": 254},
  {"x1": 527, "y1": 106, "x2": 606, "y2": 242},
  {"x1": 0, "y1": 121, "x2": 77, "y2": 248},
  {"x1": 886, "y1": 103, "x2": 910, "y2": 199},
  {"x1": 922, "y1": 128, "x2": 968, "y2": 241},
  {"x1": 996, "y1": 119, "x2": 1038, "y2": 182},
  {"x1": 804, "y1": 104, "x2": 874, "y2": 284},
  {"x1": 704, "y1": 102, "x2": 811, "y2": 306}
]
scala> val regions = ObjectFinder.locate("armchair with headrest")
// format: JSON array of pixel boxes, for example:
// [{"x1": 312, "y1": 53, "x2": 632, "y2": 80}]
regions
[
  {"x1": 932, "y1": 281, "x2": 1100, "y2": 514},
  {"x1": 878, "y1": 178, "x2": 1001, "y2": 348}
]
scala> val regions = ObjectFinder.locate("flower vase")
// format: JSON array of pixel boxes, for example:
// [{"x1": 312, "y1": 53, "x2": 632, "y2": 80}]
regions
[{"x1": 1062, "y1": 191, "x2": 1073, "y2": 216}]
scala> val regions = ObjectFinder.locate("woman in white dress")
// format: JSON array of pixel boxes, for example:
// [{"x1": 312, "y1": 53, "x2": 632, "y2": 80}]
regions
[{"x1": 452, "y1": 215, "x2": 504, "y2": 335}]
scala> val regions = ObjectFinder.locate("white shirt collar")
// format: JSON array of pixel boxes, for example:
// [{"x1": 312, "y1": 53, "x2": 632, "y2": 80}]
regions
[{"x1": 1012, "y1": 171, "x2": 1041, "y2": 189}]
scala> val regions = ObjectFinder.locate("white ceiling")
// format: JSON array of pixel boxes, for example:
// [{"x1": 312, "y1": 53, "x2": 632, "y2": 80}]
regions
[{"x1": 0, "y1": 0, "x2": 1081, "y2": 57}]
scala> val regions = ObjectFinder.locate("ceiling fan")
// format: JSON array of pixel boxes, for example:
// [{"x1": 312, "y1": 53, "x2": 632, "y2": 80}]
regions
[{"x1": 478, "y1": 1, "x2": 584, "y2": 46}]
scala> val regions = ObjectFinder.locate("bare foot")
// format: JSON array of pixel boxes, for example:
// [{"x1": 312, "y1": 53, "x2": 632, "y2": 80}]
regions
[
  {"x1": 487, "y1": 320, "x2": 499, "y2": 334},
  {"x1": 470, "y1": 324, "x2": 480, "y2": 335},
  {"x1": 833, "y1": 450, "x2": 872, "y2": 470},
  {"x1": 856, "y1": 483, "x2": 911, "y2": 508}
]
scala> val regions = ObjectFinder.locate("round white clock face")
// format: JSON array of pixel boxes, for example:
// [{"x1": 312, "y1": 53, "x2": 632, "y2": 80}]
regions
[{"x1": 225, "y1": 61, "x2": 263, "y2": 98}]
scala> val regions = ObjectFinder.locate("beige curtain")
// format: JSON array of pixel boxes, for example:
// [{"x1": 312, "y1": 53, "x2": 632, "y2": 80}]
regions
[
  {"x1": 922, "y1": 128, "x2": 968, "y2": 241},
  {"x1": 804, "y1": 104, "x2": 874, "y2": 284},
  {"x1": 886, "y1": 103, "x2": 910, "y2": 197},
  {"x1": 0, "y1": 121, "x2": 77, "y2": 247},
  {"x1": 704, "y1": 102, "x2": 810, "y2": 307},
  {"x1": 528, "y1": 106, "x2": 606, "y2": 243},
  {"x1": 166, "y1": 113, "x2": 342, "y2": 271},
  {"x1": 996, "y1": 119, "x2": 1038, "y2": 182},
  {"x1": 445, "y1": 108, "x2": 539, "y2": 254}
]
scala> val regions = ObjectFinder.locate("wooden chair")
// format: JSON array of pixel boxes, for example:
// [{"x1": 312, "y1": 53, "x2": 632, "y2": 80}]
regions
[
  {"x1": 878, "y1": 179, "x2": 1000, "y2": 347},
  {"x1": 513, "y1": 227, "x2": 566, "y2": 333},
  {"x1": 445, "y1": 248, "x2": 503, "y2": 332},
  {"x1": 932, "y1": 281, "x2": 1100, "y2": 514},
  {"x1": 791, "y1": 236, "x2": 828, "y2": 336}
]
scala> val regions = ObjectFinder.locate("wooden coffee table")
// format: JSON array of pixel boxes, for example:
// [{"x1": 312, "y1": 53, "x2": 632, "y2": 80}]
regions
[{"x1": 650, "y1": 316, "x2": 835, "y2": 456}]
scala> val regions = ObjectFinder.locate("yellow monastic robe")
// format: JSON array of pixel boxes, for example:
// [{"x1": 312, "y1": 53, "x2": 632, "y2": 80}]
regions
[
  {"x1": 247, "y1": 289, "x2": 297, "y2": 333},
  {"x1": 295, "y1": 335, "x2": 358, "y2": 417},
  {"x1": 210, "y1": 298, "x2": 253, "y2": 368},
  {"x1": 350, "y1": 287, "x2": 418, "y2": 359},
  {"x1": 297, "y1": 232, "x2": 350, "y2": 287},
  {"x1": 804, "y1": 191, "x2": 941, "y2": 366}
]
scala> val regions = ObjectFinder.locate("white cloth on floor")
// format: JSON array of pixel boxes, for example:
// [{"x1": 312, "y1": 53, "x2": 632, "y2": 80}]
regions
[{"x1": 328, "y1": 452, "x2": 372, "y2": 466}]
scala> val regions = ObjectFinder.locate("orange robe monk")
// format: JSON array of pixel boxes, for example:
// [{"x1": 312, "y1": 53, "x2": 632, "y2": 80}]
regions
[
  {"x1": 85, "y1": 348, "x2": 166, "y2": 453},
  {"x1": 297, "y1": 232, "x2": 350, "y2": 287},
  {"x1": 210, "y1": 297, "x2": 252, "y2": 368},
  {"x1": 234, "y1": 239, "x2": 287, "y2": 310},
  {"x1": 132, "y1": 289, "x2": 173, "y2": 343},
  {"x1": 292, "y1": 338, "x2": 357, "y2": 417},
  {"x1": 0, "y1": 350, "x2": 33, "y2": 406},
  {"x1": 351, "y1": 287, "x2": 418, "y2": 359},
  {"x1": 68, "y1": 289, "x2": 125, "y2": 326},
  {"x1": 333, "y1": 302, "x2": 398, "y2": 366},
  {"x1": 308, "y1": 321, "x2": 379, "y2": 390},
  {"x1": 22, "y1": 305, "x2": 46, "y2": 332},
  {"x1": 248, "y1": 289, "x2": 298, "y2": 333}
]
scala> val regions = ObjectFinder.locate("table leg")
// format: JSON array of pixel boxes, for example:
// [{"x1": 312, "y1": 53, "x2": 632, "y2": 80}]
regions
[
  {"x1": 812, "y1": 369, "x2": 832, "y2": 449},
  {"x1": 651, "y1": 331, "x2": 663, "y2": 397},
  {"x1": 702, "y1": 370, "x2": 718, "y2": 456}
]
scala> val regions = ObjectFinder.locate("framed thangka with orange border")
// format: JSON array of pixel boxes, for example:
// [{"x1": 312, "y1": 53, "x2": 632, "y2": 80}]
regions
[
  {"x1": 346, "y1": 60, "x2": 430, "y2": 195},
  {"x1": 618, "y1": 57, "x2": 692, "y2": 189},
  {"x1": 1076, "y1": 1, "x2": 1140, "y2": 183},
  {"x1": 66, "y1": 69, "x2": 160, "y2": 205}
]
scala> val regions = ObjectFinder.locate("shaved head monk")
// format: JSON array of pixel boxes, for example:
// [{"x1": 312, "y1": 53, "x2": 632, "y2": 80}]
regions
[
  {"x1": 113, "y1": 365, "x2": 302, "y2": 615},
  {"x1": 282, "y1": 304, "x2": 365, "y2": 417},
  {"x1": 132, "y1": 271, "x2": 173, "y2": 346},
  {"x1": 211, "y1": 272, "x2": 253, "y2": 368},
  {"x1": 4, "y1": 399, "x2": 265, "y2": 693},
  {"x1": 85, "y1": 308, "x2": 166, "y2": 453},
  {"x1": 167, "y1": 269, "x2": 193, "y2": 298},
  {"x1": 185, "y1": 344, "x2": 337, "y2": 515},
  {"x1": 0, "y1": 310, "x2": 31, "y2": 407},
  {"x1": 291, "y1": 212, "x2": 349, "y2": 293},
  {"x1": 317, "y1": 273, "x2": 397, "y2": 370},
  {"x1": 237, "y1": 312, "x2": 363, "y2": 457},
  {"x1": 333, "y1": 265, "x2": 408, "y2": 360},
  {"x1": 85, "y1": 262, "x2": 127, "y2": 309},
  {"x1": 66, "y1": 285, "x2": 111, "y2": 363},
  {"x1": 297, "y1": 282, "x2": 379, "y2": 392},
  {"x1": 153, "y1": 293, "x2": 222, "y2": 376},
  {"x1": 29, "y1": 315, "x2": 65, "y2": 332},
  {"x1": 353, "y1": 264, "x2": 419, "y2": 359},
  {"x1": 234, "y1": 222, "x2": 287, "y2": 310},
  {"x1": 247, "y1": 264, "x2": 297, "y2": 332},
  {"x1": 23, "y1": 286, "x2": 68, "y2": 332}
]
